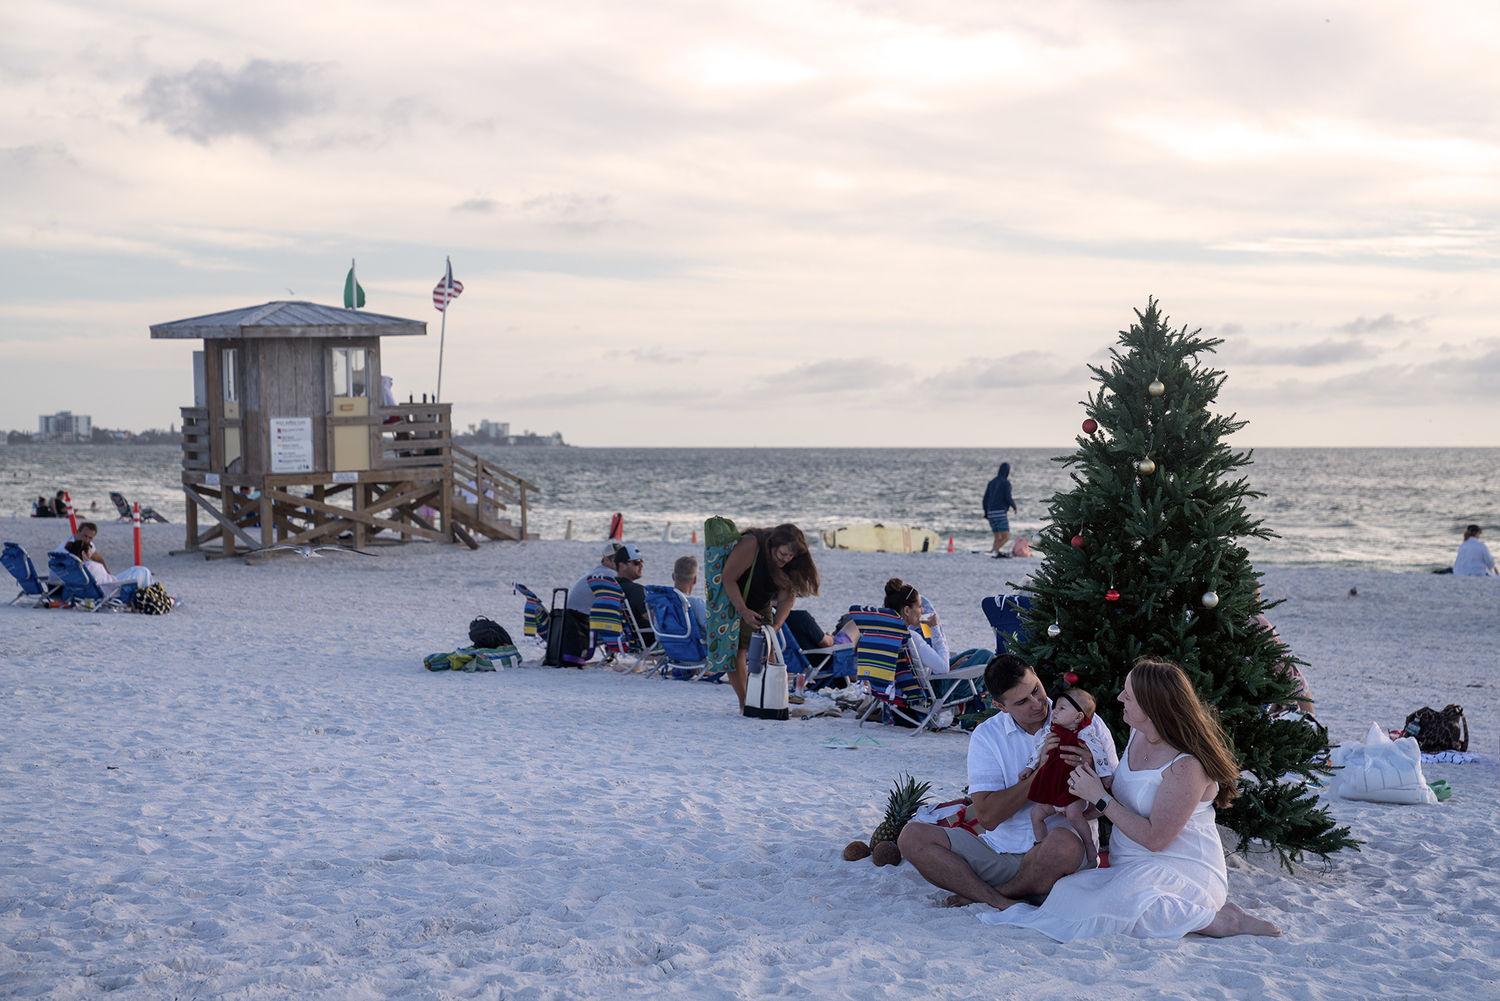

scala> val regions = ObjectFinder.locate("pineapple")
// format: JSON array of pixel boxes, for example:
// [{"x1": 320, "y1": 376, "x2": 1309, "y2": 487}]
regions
[{"x1": 870, "y1": 774, "x2": 931, "y2": 846}]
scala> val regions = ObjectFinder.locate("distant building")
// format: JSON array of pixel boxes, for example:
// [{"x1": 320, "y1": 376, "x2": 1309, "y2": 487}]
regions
[
  {"x1": 478, "y1": 420, "x2": 511, "y2": 439},
  {"x1": 35, "y1": 411, "x2": 91, "y2": 443}
]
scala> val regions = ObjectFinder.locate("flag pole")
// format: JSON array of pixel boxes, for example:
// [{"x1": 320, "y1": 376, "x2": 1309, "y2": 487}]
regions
[{"x1": 435, "y1": 256, "x2": 450, "y2": 402}]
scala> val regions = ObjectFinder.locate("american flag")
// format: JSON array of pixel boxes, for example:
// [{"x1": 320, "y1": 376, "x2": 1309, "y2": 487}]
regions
[{"x1": 432, "y1": 257, "x2": 463, "y2": 312}]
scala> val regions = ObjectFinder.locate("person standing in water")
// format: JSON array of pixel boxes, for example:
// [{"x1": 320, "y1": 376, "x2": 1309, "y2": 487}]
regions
[{"x1": 983, "y1": 462, "x2": 1018, "y2": 557}]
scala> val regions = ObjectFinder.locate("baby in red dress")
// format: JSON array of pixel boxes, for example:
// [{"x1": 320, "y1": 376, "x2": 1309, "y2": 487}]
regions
[{"x1": 1022, "y1": 688, "x2": 1114, "y2": 866}]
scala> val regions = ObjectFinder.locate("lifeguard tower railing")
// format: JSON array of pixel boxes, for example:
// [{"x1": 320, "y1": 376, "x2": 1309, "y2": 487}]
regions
[{"x1": 177, "y1": 403, "x2": 535, "y2": 556}]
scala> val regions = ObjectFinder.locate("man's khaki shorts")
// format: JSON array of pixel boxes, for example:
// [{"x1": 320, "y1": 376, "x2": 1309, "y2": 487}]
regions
[{"x1": 944, "y1": 827, "x2": 1097, "y2": 888}]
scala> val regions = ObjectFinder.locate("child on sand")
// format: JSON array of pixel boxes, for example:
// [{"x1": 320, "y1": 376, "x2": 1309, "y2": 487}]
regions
[{"x1": 1024, "y1": 688, "x2": 1114, "y2": 865}]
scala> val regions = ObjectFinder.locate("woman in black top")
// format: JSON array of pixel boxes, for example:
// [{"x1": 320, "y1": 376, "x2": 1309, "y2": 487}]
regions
[{"x1": 720, "y1": 523, "x2": 820, "y2": 711}]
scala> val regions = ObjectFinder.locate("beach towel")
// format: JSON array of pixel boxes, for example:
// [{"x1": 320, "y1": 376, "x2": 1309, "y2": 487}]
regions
[
  {"x1": 423, "y1": 645, "x2": 522, "y2": 672},
  {"x1": 703, "y1": 517, "x2": 748, "y2": 677}
]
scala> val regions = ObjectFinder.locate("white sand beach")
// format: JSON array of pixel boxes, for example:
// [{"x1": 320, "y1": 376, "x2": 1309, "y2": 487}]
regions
[{"x1": 2, "y1": 520, "x2": 1496, "y2": 1000}]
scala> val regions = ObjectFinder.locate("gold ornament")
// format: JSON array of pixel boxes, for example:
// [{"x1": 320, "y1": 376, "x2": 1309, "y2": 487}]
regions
[
  {"x1": 1137, "y1": 458, "x2": 1156, "y2": 475},
  {"x1": 1149, "y1": 380, "x2": 1165, "y2": 396}
]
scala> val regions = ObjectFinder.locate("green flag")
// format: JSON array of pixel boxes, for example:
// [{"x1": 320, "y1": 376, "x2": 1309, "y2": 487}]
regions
[{"x1": 343, "y1": 262, "x2": 366, "y2": 309}]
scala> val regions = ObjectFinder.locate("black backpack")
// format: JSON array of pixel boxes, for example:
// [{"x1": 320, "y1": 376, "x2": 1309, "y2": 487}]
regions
[
  {"x1": 1402, "y1": 704, "x2": 1468, "y2": 753},
  {"x1": 469, "y1": 616, "x2": 513, "y2": 649}
]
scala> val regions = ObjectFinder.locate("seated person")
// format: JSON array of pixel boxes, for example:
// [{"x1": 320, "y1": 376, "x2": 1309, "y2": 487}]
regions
[
  {"x1": 63, "y1": 539, "x2": 153, "y2": 594},
  {"x1": 898, "y1": 655, "x2": 1119, "y2": 910},
  {"x1": 1453, "y1": 524, "x2": 1497, "y2": 576},
  {"x1": 612, "y1": 543, "x2": 655, "y2": 647},
  {"x1": 673, "y1": 555, "x2": 709, "y2": 635},
  {"x1": 561, "y1": 543, "x2": 623, "y2": 662},
  {"x1": 883, "y1": 578, "x2": 949, "y2": 675},
  {"x1": 55, "y1": 521, "x2": 104, "y2": 566}
]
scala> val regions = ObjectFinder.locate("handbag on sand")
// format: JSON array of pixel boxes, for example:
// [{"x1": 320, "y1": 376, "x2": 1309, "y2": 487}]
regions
[
  {"x1": 743, "y1": 624, "x2": 790, "y2": 721},
  {"x1": 1401, "y1": 705, "x2": 1468, "y2": 753}
]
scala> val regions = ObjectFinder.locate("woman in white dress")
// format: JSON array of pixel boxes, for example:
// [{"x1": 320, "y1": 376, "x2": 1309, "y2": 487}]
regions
[{"x1": 980, "y1": 658, "x2": 1282, "y2": 940}]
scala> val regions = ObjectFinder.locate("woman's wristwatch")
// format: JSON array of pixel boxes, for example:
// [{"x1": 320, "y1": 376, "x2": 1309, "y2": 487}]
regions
[{"x1": 1093, "y1": 793, "x2": 1113, "y2": 813}]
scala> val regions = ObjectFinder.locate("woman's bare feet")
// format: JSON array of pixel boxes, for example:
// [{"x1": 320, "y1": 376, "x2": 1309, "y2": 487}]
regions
[{"x1": 1196, "y1": 901, "x2": 1283, "y2": 937}]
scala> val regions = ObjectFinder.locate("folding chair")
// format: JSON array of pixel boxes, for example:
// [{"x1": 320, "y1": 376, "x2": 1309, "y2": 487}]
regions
[
  {"x1": 46, "y1": 552, "x2": 138, "y2": 612},
  {"x1": 851, "y1": 605, "x2": 987, "y2": 735},
  {"x1": 109, "y1": 492, "x2": 169, "y2": 523},
  {"x1": 512, "y1": 582, "x2": 552, "y2": 647},
  {"x1": 642, "y1": 585, "x2": 709, "y2": 679},
  {"x1": 981, "y1": 594, "x2": 1033, "y2": 654},
  {"x1": 3, "y1": 543, "x2": 60, "y2": 607}
]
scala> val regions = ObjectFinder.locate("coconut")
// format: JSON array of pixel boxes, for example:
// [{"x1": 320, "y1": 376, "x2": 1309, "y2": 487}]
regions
[
  {"x1": 842, "y1": 840, "x2": 872, "y2": 861},
  {"x1": 871, "y1": 841, "x2": 902, "y2": 867}
]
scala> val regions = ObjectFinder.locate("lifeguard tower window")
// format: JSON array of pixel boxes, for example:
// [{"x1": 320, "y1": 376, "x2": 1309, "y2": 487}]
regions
[
  {"x1": 332, "y1": 347, "x2": 368, "y2": 398},
  {"x1": 221, "y1": 347, "x2": 242, "y2": 471},
  {"x1": 330, "y1": 346, "x2": 371, "y2": 471}
]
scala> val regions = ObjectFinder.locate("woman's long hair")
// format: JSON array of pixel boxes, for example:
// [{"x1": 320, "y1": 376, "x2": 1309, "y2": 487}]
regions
[
  {"x1": 883, "y1": 577, "x2": 919, "y2": 613},
  {"x1": 745, "y1": 524, "x2": 820, "y2": 597},
  {"x1": 1130, "y1": 658, "x2": 1241, "y2": 808}
]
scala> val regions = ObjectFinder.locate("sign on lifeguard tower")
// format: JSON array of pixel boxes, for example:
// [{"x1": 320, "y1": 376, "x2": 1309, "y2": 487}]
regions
[{"x1": 270, "y1": 418, "x2": 314, "y2": 473}]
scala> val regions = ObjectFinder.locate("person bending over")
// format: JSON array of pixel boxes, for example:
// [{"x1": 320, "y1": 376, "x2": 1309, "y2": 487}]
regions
[
  {"x1": 898, "y1": 655, "x2": 1118, "y2": 908},
  {"x1": 1023, "y1": 688, "x2": 1114, "y2": 866},
  {"x1": 720, "y1": 524, "x2": 820, "y2": 712}
]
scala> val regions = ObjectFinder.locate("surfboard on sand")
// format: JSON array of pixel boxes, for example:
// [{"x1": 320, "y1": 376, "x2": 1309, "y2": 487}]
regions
[{"x1": 821, "y1": 524, "x2": 943, "y2": 553}]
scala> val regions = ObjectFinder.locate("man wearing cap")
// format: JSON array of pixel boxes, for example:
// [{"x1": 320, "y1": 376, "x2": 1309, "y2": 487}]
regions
[
  {"x1": 559, "y1": 543, "x2": 624, "y2": 664},
  {"x1": 611, "y1": 543, "x2": 655, "y2": 648}
]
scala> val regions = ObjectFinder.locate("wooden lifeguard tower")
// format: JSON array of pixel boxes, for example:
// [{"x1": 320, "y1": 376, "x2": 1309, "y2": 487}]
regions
[{"x1": 150, "y1": 300, "x2": 537, "y2": 557}]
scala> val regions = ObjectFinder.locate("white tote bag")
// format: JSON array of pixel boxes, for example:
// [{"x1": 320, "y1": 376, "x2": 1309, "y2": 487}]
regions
[{"x1": 743, "y1": 625, "x2": 790, "y2": 720}]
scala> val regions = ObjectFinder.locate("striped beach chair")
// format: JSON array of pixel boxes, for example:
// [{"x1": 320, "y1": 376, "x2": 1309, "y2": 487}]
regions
[
  {"x1": 511, "y1": 582, "x2": 551, "y2": 646},
  {"x1": 849, "y1": 605, "x2": 928, "y2": 729},
  {"x1": 586, "y1": 575, "x2": 641, "y2": 660}
]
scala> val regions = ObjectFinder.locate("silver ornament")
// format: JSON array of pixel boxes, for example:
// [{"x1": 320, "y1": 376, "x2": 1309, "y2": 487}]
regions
[
  {"x1": 1047, "y1": 623, "x2": 1061, "y2": 638},
  {"x1": 1201, "y1": 591, "x2": 1219, "y2": 609},
  {"x1": 1148, "y1": 380, "x2": 1165, "y2": 396},
  {"x1": 1137, "y1": 457, "x2": 1156, "y2": 475}
]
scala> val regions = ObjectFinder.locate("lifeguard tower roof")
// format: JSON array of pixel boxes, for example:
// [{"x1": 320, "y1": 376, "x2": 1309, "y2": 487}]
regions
[{"x1": 150, "y1": 301, "x2": 425, "y2": 340}]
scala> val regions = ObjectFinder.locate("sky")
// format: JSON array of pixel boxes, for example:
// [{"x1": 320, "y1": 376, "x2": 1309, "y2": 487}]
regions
[{"x1": 2, "y1": 0, "x2": 1497, "y2": 447}]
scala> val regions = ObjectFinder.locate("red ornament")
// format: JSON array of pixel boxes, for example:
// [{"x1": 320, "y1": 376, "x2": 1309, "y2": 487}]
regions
[
  {"x1": 1064, "y1": 672, "x2": 1079, "y2": 685},
  {"x1": 1105, "y1": 589, "x2": 1120, "y2": 602},
  {"x1": 1082, "y1": 418, "x2": 1098, "y2": 434},
  {"x1": 1071, "y1": 534, "x2": 1084, "y2": 548}
]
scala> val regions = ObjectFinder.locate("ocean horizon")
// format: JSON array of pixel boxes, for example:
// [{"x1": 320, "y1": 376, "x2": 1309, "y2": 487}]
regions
[{"x1": 3, "y1": 444, "x2": 1495, "y2": 574}]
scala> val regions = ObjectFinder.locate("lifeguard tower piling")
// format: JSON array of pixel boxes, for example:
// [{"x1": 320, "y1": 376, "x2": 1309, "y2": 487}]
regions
[{"x1": 150, "y1": 300, "x2": 536, "y2": 558}]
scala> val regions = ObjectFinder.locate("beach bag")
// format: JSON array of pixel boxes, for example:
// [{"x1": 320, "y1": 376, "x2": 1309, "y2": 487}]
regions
[
  {"x1": 1401, "y1": 705, "x2": 1468, "y2": 753},
  {"x1": 133, "y1": 583, "x2": 173, "y2": 615},
  {"x1": 469, "y1": 616, "x2": 513, "y2": 650},
  {"x1": 743, "y1": 625, "x2": 790, "y2": 720},
  {"x1": 1329, "y1": 723, "x2": 1437, "y2": 805},
  {"x1": 914, "y1": 799, "x2": 985, "y2": 836}
]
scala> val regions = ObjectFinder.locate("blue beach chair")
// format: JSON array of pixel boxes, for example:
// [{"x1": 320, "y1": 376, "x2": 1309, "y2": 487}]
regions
[
  {"x1": 4, "y1": 543, "x2": 59, "y2": 607},
  {"x1": 981, "y1": 594, "x2": 1033, "y2": 654},
  {"x1": 642, "y1": 584, "x2": 709, "y2": 679},
  {"x1": 46, "y1": 552, "x2": 137, "y2": 612}
]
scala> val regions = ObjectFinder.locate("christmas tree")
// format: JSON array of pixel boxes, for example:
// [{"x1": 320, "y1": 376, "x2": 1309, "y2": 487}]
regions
[{"x1": 1015, "y1": 299, "x2": 1358, "y2": 870}]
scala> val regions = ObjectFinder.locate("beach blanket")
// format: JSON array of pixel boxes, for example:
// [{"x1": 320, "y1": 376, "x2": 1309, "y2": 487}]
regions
[
  {"x1": 423, "y1": 645, "x2": 523, "y2": 673},
  {"x1": 702, "y1": 517, "x2": 744, "y2": 677}
]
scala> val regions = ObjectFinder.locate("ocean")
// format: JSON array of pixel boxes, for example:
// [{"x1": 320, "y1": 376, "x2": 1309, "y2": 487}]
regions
[{"x1": 2, "y1": 444, "x2": 1495, "y2": 573}]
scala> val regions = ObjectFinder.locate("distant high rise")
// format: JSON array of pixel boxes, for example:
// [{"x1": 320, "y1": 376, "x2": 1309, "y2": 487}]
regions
[
  {"x1": 478, "y1": 420, "x2": 511, "y2": 440},
  {"x1": 36, "y1": 411, "x2": 91, "y2": 443}
]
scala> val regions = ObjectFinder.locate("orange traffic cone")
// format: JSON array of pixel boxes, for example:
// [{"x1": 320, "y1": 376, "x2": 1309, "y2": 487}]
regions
[{"x1": 947, "y1": 535, "x2": 955, "y2": 553}]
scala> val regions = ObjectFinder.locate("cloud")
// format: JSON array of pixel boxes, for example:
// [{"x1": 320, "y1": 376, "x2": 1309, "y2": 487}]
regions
[
  {"x1": 0, "y1": 142, "x2": 77, "y2": 173},
  {"x1": 1337, "y1": 313, "x2": 1429, "y2": 335},
  {"x1": 605, "y1": 345, "x2": 687, "y2": 365},
  {"x1": 1266, "y1": 341, "x2": 1500, "y2": 403},
  {"x1": 454, "y1": 197, "x2": 498, "y2": 213},
  {"x1": 1256, "y1": 338, "x2": 1381, "y2": 367},
  {"x1": 134, "y1": 59, "x2": 332, "y2": 143},
  {"x1": 922, "y1": 352, "x2": 1081, "y2": 391},
  {"x1": 759, "y1": 357, "x2": 906, "y2": 396}
]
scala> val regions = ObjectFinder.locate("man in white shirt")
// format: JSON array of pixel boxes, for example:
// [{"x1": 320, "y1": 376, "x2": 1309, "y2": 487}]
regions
[
  {"x1": 559, "y1": 543, "x2": 624, "y2": 664},
  {"x1": 898, "y1": 654, "x2": 1119, "y2": 909}
]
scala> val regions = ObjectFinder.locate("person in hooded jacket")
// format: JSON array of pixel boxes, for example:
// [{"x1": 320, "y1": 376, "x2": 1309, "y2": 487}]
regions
[{"x1": 983, "y1": 462, "x2": 1018, "y2": 557}]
